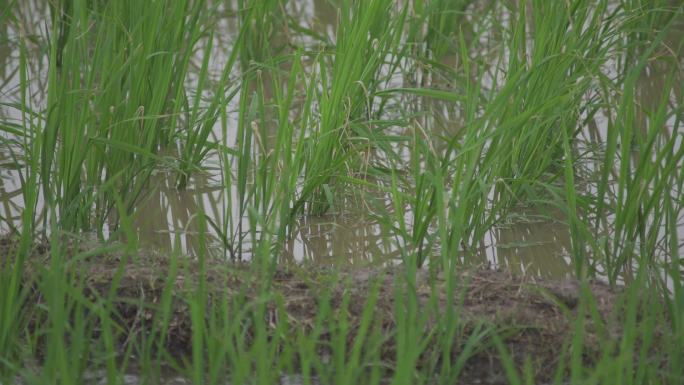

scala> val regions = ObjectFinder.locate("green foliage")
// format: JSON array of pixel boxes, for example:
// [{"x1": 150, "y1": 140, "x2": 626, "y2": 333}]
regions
[{"x1": 0, "y1": 0, "x2": 682, "y2": 383}]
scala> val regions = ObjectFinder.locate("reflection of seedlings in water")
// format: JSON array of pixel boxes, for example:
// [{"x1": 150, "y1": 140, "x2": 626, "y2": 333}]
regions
[
  {"x1": 482, "y1": 208, "x2": 574, "y2": 279},
  {"x1": 284, "y1": 208, "x2": 402, "y2": 266},
  {"x1": 127, "y1": 173, "x2": 226, "y2": 257}
]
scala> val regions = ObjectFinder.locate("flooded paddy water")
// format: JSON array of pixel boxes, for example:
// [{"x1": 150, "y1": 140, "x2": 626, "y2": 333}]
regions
[
  {"x1": 1, "y1": 0, "x2": 683, "y2": 384},
  {"x1": 3, "y1": 0, "x2": 680, "y2": 278}
]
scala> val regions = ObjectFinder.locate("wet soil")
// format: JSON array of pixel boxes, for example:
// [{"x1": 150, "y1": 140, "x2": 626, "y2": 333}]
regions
[{"x1": 2, "y1": 235, "x2": 629, "y2": 384}]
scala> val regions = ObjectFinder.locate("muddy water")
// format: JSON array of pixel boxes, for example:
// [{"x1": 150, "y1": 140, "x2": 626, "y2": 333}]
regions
[{"x1": 1, "y1": 0, "x2": 683, "y2": 282}]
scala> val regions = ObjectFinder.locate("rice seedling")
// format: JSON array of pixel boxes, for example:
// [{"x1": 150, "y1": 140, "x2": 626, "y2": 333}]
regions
[
  {"x1": 0, "y1": 0, "x2": 682, "y2": 384},
  {"x1": 300, "y1": 0, "x2": 405, "y2": 215}
]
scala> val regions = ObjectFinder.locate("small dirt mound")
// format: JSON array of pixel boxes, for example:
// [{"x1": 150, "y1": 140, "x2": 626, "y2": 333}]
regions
[{"x1": 3, "y1": 236, "x2": 627, "y2": 384}]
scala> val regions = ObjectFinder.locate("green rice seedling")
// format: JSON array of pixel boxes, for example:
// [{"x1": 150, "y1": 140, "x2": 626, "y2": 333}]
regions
[
  {"x1": 22, "y1": 233, "x2": 115, "y2": 385},
  {"x1": 619, "y1": 0, "x2": 682, "y2": 71},
  {"x1": 422, "y1": 0, "x2": 623, "y2": 269},
  {"x1": 237, "y1": 0, "x2": 283, "y2": 69},
  {"x1": 1, "y1": 0, "x2": 683, "y2": 384},
  {"x1": 190, "y1": 211, "x2": 208, "y2": 385},
  {"x1": 0, "y1": 244, "x2": 30, "y2": 383},
  {"x1": 389, "y1": 265, "x2": 429, "y2": 385},
  {"x1": 0, "y1": 0, "x2": 14, "y2": 46},
  {"x1": 231, "y1": 68, "x2": 259, "y2": 258},
  {"x1": 32, "y1": 0, "x2": 232, "y2": 231},
  {"x1": 302, "y1": 0, "x2": 404, "y2": 215},
  {"x1": 0, "y1": 41, "x2": 42, "y2": 382},
  {"x1": 177, "y1": 1, "x2": 251, "y2": 189},
  {"x1": 215, "y1": 0, "x2": 293, "y2": 256},
  {"x1": 235, "y1": 50, "x2": 324, "y2": 254},
  {"x1": 588, "y1": 3, "x2": 683, "y2": 281},
  {"x1": 412, "y1": 0, "x2": 473, "y2": 60},
  {"x1": 586, "y1": 274, "x2": 680, "y2": 384},
  {"x1": 488, "y1": 0, "x2": 611, "y2": 195},
  {"x1": 268, "y1": 52, "x2": 316, "y2": 245}
]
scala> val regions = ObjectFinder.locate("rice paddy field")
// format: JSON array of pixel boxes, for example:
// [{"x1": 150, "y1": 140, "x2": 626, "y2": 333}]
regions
[{"x1": 1, "y1": 0, "x2": 683, "y2": 384}]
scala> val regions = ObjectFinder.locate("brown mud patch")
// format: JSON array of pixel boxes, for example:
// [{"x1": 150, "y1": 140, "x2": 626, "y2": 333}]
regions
[{"x1": 3, "y1": 236, "x2": 629, "y2": 384}]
